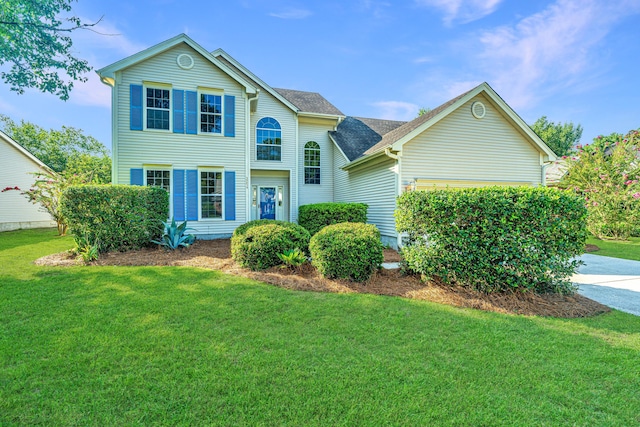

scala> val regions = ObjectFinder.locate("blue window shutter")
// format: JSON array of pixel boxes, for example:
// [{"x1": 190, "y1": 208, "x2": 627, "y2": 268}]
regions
[
  {"x1": 130, "y1": 168, "x2": 143, "y2": 185},
  {"x1": 130, "y1": 85, "x2": 143, "y2": 131},
  {"x1": 173, "y1": 169, "x2": 185, "y2": 221},
  {"x1": 186, "y1": 170, "x2": 198, "y2": 221},
  {"x1": 173, "y1": 89, "x2": 185, "y2": 134},
  {"x1": 186, "y1": 91, "x2": 198, "y2": 135},
  {"x1": 224, "y1": 171, "x2": 236, "y2": 221},
  {"x1": 224, "y1": 95, "x2": 235, "y2": 137}
]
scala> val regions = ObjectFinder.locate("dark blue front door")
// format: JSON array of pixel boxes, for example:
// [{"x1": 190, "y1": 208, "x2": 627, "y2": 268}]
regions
[{"x1": 259, "y1": 187, "x2": 276, "y2": 220}]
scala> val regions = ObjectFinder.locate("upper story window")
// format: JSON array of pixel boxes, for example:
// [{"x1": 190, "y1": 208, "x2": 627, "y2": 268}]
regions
[
  {"x1": 200, "y1": 93, "x2": 222, "y2": 134},
  {"x1": 256, "y1": 117, "x2": 281, "y2": 161},
  {"x1": 146, "y1": 88, "x2": 170, "y2": 130},
  {"x1": 304, "y1": 141, "x2": 320, "y2": 184}
]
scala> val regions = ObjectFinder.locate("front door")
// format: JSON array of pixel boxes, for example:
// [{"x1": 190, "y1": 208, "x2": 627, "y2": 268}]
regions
[{"x1": 259, "y1": 186, "x2": 276, "y2": 219}]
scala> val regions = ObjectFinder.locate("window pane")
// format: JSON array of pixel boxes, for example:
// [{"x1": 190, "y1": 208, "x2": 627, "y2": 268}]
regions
[{"x1": 146, "y1": 87, "x2": 171, "y2": 130}]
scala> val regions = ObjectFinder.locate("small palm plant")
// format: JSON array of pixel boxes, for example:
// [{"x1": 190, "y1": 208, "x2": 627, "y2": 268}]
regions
[
  {"x1": 152, "y1": 218, "x2": 195, "y2": 250},
  {"x1": 277, "y1": 248, "x2": 307, "y2": 269}
]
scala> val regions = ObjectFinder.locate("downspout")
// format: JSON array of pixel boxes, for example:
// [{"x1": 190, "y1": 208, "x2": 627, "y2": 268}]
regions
[
  {"x1": 384, "y1": 147, "x2": 398, "y2": 160},
  {"x1": 246, "y1": 90, "x2": 260, "y2": 221},
  {"x1": 294, "y1": 109, "x2": 299, "y2": 222},
  {"x1": 99, "y1": 75, "x2": 117, "y2": 184},
  {"x1": 384, "y1": 146, "x2": 402, "y2": 249}
]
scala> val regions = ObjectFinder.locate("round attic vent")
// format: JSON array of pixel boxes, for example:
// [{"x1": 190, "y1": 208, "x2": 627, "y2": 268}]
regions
[
  {"x1": 471, "y1": 101, "x2": 486, "y2": 119},
  {"x1": 176, "y1": 53, "x2": 194, "y2": 70}
]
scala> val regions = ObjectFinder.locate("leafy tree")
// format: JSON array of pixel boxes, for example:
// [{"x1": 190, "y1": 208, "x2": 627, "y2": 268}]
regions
[
  {"x1": 560, "y1": 129, "x2": 640, "y2": 240},
  {"x1": 530, "y1": 116, "x2": 583, "y2": 157},
  {"x1": 0, "y1": 0, "x2": 98, "y2": 100},
  {"x1": 0, "y1": 114, "x2": 111, "y2": 183}
]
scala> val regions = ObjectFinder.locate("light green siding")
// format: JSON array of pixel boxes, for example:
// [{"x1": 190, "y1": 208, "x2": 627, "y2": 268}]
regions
[
  {"x1": 334, "y1": 156, "x2": 398, "y2": 240},
  {"x1": 400, "y1": 94, "x2": 542, "y2": 188},
  {"x1": 298, "y1": 119, "x2": 335, "y2": 206},
  {"x1": 249, "y1": 91, "x2": 298, "y2": 221},
  {"x1": 114, "y1": 43, "x2": 248, "y2": 234}
]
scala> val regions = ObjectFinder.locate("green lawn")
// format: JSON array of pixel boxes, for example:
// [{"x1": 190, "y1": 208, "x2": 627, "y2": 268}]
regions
[
  {"x1": 587, "y1": 236, "x2": 640, "y2": 261},
  {"x1": 2, "y1": 229, "x2": 640, "y2": 426}
]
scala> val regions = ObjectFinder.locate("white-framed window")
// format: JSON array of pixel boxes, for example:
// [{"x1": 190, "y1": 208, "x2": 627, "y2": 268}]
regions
[
  {"x1": 145, "y1": 169, "x2": 171, "y2": 191},
  {"x1": 199, "y1": 92, "x2": 222, "y2": 134},
  {"x1": 199, "y1": 169, "x2": 223, "y2": 220},
  {"x1": 145, "y1": 86, "x2": 171, "y2": 131},
  {"x1": 304, "y1": 141, "x2": 321, "y2": 184},
  {"x1": 256, "y1": 117, "x2": 282, "y2": 161},
  {"x1": 144, "y1": 167, "x2": 172, "y2": 216}
]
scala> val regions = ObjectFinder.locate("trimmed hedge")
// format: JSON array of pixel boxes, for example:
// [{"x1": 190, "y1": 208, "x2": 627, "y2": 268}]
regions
[
  {"x1": 309, "y1": 222, "x2": 384, "y2": 282},
  {"x1": 60, "y1": 185, "x2": 169, "y2": 253},
  {"x1": 298, "y1": 202, "x2": 368, "y2": 236},
  {"x1": 396, "y1": 187, "x2": 587, "y2": 294},
  {"x1": 231, "y1": 220, "x2": 311, "y2": 271}
]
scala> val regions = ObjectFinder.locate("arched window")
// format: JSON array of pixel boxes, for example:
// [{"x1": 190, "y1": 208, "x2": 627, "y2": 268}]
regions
[
  {"x1": 304, "y1": 141, "x2": 320, "y2": 184},
  {"x1": 256, "y1": 117, "x2": 281, "y2": 161}
]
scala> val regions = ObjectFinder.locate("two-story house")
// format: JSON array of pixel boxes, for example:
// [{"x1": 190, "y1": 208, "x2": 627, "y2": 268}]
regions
[{"x1": 98, "y1": 34, "x2": 556, "y2": 248}]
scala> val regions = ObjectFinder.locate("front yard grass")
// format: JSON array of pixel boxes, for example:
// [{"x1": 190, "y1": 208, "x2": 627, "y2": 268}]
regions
[
  {"x1": 1, "y1": 229, "x2": 640, "y2": 426},
  {"x1": 587, "y1": 236, "x2": 640, "y2": 261}
]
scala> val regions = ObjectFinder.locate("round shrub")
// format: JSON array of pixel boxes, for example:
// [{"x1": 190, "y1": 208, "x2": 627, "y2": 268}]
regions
[
  {"x1": 309, "y1": 222, "x2": 384, "y2": 282},
  {"x1": 298, "y1": 202, "x2": 368, "y2": 236},
  {"x1": 233, "y1": 219, "x2": 292, "y2": 237},
  {"x1": 231, "y1": 221, "x2": 310, "y2": 271}
]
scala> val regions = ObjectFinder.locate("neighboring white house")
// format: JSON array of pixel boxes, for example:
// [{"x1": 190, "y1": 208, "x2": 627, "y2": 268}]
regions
[
  {"x1": 0, "y1": 130, "x2": 56, "y2": 232},
  {"x1": 97, "y1": 34, "x2": 556, "y2": 248}
]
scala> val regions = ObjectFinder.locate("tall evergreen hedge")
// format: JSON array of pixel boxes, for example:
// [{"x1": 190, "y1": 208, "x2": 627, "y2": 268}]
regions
[
  {"x1": 61, "y1": 185, "x2": 169, "y2": 253},
  {"x1": 298, "y1": 202, "x2": 368, "y2": 236},
  {"x1": 396, "y1": 187, "x2": 587, "y2": 294}
]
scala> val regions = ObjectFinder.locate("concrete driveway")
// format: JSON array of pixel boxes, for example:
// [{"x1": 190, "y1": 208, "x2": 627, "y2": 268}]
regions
[{"x1": 573, "y1": 254, "x2": 640, "y2": 316}]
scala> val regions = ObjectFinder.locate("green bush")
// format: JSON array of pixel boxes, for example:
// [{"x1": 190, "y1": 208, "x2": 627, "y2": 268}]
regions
[
  {"x1": 298, "y1": 202, "x2": 368, "y2": 236},
  {"x1": 396, "y1": 187, "x2": 587, "y2": 294},
  {"x1": 60, "y1": 185, "x2": 169, "y2": 253},
  {"x1": 560, "y1": 129, "x2": 640, "y2": 240},
  {"x1": 309, "y1": 222, "x2": 384, "y2": 282},
  {"x1": 231, "y1": 220, "x2": 310, "y2": 271}
]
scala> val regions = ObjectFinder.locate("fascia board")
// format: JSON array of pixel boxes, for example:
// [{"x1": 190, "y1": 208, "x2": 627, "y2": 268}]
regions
[
  {"x1": 211, "y1": 48, "x2": 300, "y2": 113},
  {"x1": 97, "y1": 34, "x2": 257, "y2": 94}
]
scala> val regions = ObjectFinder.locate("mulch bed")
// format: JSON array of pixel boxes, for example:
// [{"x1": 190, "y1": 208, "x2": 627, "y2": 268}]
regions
[{"x1": 35, "y1": 239, "x2": 610, "y2": 318}]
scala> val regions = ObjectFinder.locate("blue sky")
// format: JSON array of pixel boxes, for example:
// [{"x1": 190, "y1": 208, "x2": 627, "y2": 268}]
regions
[{"x1": 2, "y1": 0, "x2": 640, "y2": 152}]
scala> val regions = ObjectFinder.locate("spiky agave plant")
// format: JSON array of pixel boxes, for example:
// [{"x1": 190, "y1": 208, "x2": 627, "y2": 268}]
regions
[{"x1": 152, "y1": 218, "x2": 196, "y2": 250}]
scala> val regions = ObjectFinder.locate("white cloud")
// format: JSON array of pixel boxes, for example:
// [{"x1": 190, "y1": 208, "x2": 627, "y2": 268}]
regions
[
  {"x1": 413, "y1": 56, "x2": 435, "y2": 64},
  {"x1": 269, "y1": 8, "x2": 312, "y2": 19},
  {"x1": 372, "y1": 101, "x2": 420, "y2": 120},
  {"x1": 72, "y1": 17, "x2": 148, "y2": 64},
  {"x1": 472, "y1": 0, "x2": 640, "y2": 109},
  {"x1": 68, "y1": 72, "x2": 111, "y2": 108},
  {"x1": 416, "y1": 0, "x2": 503, "y2": 25}
]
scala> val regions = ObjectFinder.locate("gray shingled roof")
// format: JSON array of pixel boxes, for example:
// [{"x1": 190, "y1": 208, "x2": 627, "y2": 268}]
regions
[
  {"x1": 329, "y1": 117, "x2": 406, "y2": 161},
  {"x1": 330, "y1": 85, "x2": 479, "y2": 162},
  {"x1": 274, "y1": 88, "x2": 344, "y2": 116}
]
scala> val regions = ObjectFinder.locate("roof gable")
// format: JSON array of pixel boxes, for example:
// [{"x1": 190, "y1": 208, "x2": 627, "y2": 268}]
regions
[
  {"x1": 211, "y1": 49, "x2": 298, "y2": 112},
  {"x1": 0, "y1": 130, "x2": 51, "y2": 171},
  {"x1": 343, "y1": 82, "x2": 556, "y2": 168},
  {"x1": 97, "y1": 34, "x2": 257, "y2": 93}
]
